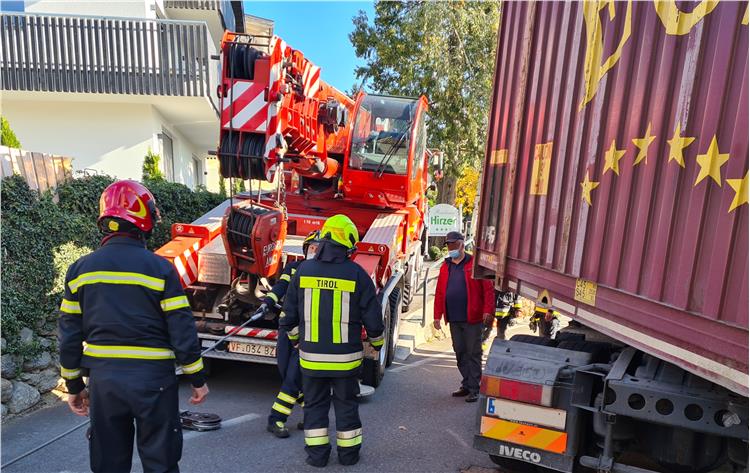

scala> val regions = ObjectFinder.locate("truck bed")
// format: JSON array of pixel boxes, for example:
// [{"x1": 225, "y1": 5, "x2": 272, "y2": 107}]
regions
[{"x1": 474, "y1": 1, "x2": 748, "y2": 394}]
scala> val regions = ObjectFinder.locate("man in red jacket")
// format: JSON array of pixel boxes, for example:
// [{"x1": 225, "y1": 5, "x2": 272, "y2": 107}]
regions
[{"x1": 433, "y1": 231, "x2": 494, "y2": 402}]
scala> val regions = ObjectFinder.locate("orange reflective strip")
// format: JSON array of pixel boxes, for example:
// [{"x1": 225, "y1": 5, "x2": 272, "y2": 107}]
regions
[{"x1": 480, "y1": 416, "x2": 567, "y2": 454}]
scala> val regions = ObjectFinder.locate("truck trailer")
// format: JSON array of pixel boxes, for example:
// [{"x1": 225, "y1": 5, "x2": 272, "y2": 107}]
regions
[{"x1": 472, "y1": 2, "x2": 748, "y2": 472}]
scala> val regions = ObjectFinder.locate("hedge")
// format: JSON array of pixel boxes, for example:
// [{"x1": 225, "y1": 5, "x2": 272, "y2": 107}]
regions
[{"x1": 1, "y1": 175, "x2": 225, "y2": 359}]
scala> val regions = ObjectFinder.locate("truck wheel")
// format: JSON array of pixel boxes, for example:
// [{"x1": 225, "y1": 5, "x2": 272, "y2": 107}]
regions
[
  {"x1": 362, "y1": 301, "x2": 391, "y2": 388},
  {"x1": 387, "y1": 287, "x2": 402, "y2": 367},
  {"x1": 509, "y1": 334, "x2": 557, "y2": 346},
  {"x1": 489, "y1": 454, "x2": 540, "y2": 472}
]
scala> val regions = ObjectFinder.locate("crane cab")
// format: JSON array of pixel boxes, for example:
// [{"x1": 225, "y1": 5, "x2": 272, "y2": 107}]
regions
[{"x1": 342, "y1": 94, "x2": 430, "y2": 210}]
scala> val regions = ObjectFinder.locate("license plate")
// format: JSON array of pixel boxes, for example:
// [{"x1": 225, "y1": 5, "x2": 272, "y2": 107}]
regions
[{"x1": 228, "y1": 341, "x2": 276, "y2": 358}]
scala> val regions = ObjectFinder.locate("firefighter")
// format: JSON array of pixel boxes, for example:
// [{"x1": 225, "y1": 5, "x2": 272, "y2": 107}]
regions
[
  {"x1": 266, "y1": 230, "x2": 320, "y2": 438},
  {"x1": 279, "y1": 214, "x2": 384, "y2": 468},
  {"x1": 482, "y1": 291, "x2": 519, "y2": 348},
  {"x1": 58, "y1": 180, "x2": 208, "y2": 473},
  {"x1": 529, "y1": 305, "x2": 560, "y2": 339}
]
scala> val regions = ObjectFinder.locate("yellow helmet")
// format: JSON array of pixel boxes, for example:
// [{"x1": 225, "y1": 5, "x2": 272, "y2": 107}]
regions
[{"x1": 320, "y1": 215, "x2": 359, "y2": 249}]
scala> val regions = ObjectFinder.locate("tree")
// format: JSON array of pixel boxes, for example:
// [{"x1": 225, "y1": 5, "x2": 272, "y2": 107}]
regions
[
  {"x1": 142, "y1": 149, "x2": 165, "y2": 182},
  {"x1": 218, "y1": 176, "x2": 227, "y2": 198},
  {"x1": 1, "y1": 116, "x2": 21, "y2": 148},
  {"x1": 350, "y1": 1, "x2": 500, "y2": 203},
  {"x1": 454, "y1": 166, "x2": 479, "y2": 217}
]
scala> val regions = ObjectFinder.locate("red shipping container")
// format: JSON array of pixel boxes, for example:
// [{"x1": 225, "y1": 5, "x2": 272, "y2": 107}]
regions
[{"x1": 474, "y1": 1, "x2": 748, "y2": 394}]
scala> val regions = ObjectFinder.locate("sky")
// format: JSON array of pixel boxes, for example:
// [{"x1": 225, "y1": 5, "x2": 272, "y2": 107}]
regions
[{"x1": 244, "y1": 1, "x2": 375, "y2": 92}]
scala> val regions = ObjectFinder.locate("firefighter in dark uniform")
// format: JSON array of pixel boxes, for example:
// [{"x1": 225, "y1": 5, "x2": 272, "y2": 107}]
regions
[
  {"x1": 280, "y1": 215, "x2": 384, "y2": 468},
  {"x1": 58, "y1": 180, "x2": 208, "y2": 473},
  {"x1": 266, "y1": 230, "x2": 320, "y2": 438},
  {"x1": 483, "y1": 291, "x2": 522, "y2": 346},
  {"x1": 530, "y1": 304, "x2": 560, "y2": 339}
]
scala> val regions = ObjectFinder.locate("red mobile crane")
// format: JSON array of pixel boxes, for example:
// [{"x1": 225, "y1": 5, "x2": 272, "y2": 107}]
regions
[{"x1": 156, "y1": 32, "x2": 436, "y2": 388}]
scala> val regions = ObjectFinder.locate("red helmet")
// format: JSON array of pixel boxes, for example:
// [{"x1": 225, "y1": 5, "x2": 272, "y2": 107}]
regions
[{"x1": 98, "y1": 180, "x2": 160, "y2": 233}]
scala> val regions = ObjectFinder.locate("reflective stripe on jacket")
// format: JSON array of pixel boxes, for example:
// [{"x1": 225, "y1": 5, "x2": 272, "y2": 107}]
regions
[
  {"x1": 58, "y1": 235, "x2": 204, "y2": 393},
  {"x1": 279, "y1": 241, "x2": 384, "y2": 377}
]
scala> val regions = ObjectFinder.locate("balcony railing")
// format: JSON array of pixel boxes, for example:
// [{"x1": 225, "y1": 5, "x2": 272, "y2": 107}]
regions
[
  {"x1": 0, "y1": 13, "x2": 218, "y2": 98},
  {"x1": 164, "y1": 1, "x2": 220, "y2": 10}
]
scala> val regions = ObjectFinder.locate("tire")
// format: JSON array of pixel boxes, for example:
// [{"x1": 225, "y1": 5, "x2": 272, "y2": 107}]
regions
[
  {"x1": 489, "y1": 454, "x2": 540, "y2": 472},
  {"x1": 509, "y1": 334, "x2": 557, "y2": 346},
  {"x1": 386, "y1": 287, "x2": 402, "y2": 367},
  {"x1": 362, "y1": 301, "x2": 390, "y2": 387}
]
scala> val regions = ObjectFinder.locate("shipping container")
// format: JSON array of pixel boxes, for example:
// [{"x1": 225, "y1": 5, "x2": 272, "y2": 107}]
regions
[
  {"x1": 472, "y1": 3, "x2": 749, "y2": 472},
  {"x1": 474, "y1": 1, "x2": 748, "y2": 396}
]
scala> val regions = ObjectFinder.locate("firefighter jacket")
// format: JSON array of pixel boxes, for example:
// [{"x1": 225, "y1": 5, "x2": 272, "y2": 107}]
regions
[
  {"x1": 58, "y1": 235, "x2": 205, "y2": 394},
  {"x1": 495, "y1": 291, "x2": 518, "y2": 317},
  {"x1": 279, "y1": 241, "x2": 384, "y2": 378},
  {"x1": 263, "y1": 260, "x2": 302, "y2": 313}
]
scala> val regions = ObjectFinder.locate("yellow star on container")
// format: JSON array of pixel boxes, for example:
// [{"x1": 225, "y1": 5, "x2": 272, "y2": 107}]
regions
[
  {"x1": 602, "y1": 140, "x2": 626, "y2": 175},
  {"x1": 632, "y1": 123, "x2": 656, "y2": 166},
  {"x1": 667, "y1": 122, "x2": 695, "y2": 167},
  {"x1": 726, "y1": 172, "x2": 748, "y2": 212},
  {"x1": 694, "y1": 135, "x2": 730, "y2": 187},
  {"x1": 580, "y1": 170, "x2": 600, "y2": 206}
]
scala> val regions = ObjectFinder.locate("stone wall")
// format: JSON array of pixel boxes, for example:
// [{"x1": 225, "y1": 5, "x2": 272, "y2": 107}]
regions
[{"x1": 1, "y1": 327, "x2": 65, "y2": 419}]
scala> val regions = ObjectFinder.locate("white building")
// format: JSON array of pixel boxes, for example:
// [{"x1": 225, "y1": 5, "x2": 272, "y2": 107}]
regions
[{"x1": 0, "y1": 1, "x2": 273, "y2": 191}]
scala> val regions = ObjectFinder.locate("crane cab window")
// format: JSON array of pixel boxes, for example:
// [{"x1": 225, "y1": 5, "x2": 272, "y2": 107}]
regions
[{"x1": 350, "y1": 96, "x2": 417, "y2": 176}]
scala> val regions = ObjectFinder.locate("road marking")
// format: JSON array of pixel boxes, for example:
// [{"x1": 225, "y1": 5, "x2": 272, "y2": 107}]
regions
[
  {"x1": 183, "y1": 413, "x2": 261, "y2": 440},
  {"x1": 389, "y1": 350, "x2": 454, "y2": 373},
  {"x1": 445, "y1": 428, "x2": 470, "y2": 449},
  {"x1": 131, "y1": 413, "x2": 262, "y2": 469}
]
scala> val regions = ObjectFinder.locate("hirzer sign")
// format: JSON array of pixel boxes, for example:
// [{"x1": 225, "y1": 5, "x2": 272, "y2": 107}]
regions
[{"x1": 428, "y1": 204, "x2": 461, "y2": 237}]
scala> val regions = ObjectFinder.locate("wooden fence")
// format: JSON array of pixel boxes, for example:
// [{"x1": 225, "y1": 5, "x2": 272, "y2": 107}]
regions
[{"x1": 1, "y1": 146, "x2": 73, "y2": 192}]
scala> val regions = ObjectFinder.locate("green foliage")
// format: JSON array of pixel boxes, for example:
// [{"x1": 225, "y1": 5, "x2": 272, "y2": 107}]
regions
[
  {"x1": 1, "y1": 174, "x2": 223, "y2": 360},
  {"x1": 428, "y1": 245, "x2": 446, "y2": 261},
  {"x1": 232, "y1": 179, "x2": 246, "y2": 195},
  {"x1": 454, "y1": 166, "x2": 479, "y2": 216},
  {"x1": 219, "y1": 176, "x2": 227, "y2": 198},
  {"x1": 350, "y1": 2, "x2": 500, "y2": 181},
  {"x1": 142, "y1": 149, "x2": 165, "y2": 182},
  {"x1": 142, "y1": 178, "x2": 225, "y2": 250},
  {"x1": 1, "y1": 116, "x2": 22, "y2": 148}
]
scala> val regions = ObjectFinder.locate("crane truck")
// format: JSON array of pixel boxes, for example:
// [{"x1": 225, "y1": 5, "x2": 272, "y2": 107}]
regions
[
  {"x1": 472, "y1": 2, "x2": 748, "y2": 473},
  {"x1": 156, "y1": 32, "x2": 435, "y2": 389}
]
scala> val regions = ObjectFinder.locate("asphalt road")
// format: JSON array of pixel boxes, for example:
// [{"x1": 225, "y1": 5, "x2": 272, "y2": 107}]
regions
[{"x1": 1, "y1": 336, "x2": 499, "y2": 473}]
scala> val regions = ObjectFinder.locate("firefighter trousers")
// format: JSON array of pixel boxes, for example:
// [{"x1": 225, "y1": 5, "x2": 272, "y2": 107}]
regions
[
  {"x1": 302, "y1": 375, "x2": 362, "y2": 467},
  {"x1": 269, "y1": 329, "x2": 303, "y2": 424},
  {"x1": 88, "y1": 365, "x2": 182, "y2": 473}
]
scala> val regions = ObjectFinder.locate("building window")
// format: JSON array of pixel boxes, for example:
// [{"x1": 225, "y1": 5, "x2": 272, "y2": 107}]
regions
[
  {"x1": 159, "y1": 132, "x2": 174, "y2": 182},
  {"x1": 193, "y1": 156, "x2": 202, "y2": 188}
]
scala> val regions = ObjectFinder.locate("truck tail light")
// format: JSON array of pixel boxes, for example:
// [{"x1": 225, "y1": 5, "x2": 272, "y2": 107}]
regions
[{"x1": 480, "y1": 375, "x2": 553, "y2": 407}]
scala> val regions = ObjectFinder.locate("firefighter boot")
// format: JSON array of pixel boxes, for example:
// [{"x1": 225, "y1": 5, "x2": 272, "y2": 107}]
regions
[{"x1": 267, "y1": 420, "x2": 290, "y2": 439}]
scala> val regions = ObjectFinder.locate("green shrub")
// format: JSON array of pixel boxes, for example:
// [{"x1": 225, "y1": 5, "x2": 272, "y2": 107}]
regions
[
  {"x1": 428, "y1": 245, "x2": 446, "y2": 261},
  {"x1": 1, "y1": 174, "x2": 224, "y2": 360},
  {"x1": 142, "y1": 149, "x2": 165, "y2": 182},
  {"x1": 1, "y1": 116, "x2": 21, "y2": 148}
]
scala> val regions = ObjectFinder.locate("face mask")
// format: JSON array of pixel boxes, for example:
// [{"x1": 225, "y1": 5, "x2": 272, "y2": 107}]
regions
[
  {"x1": 306, "y1": 252, "x2": 315, "y2": 260},
  {"x1": 448, "y1": 249, "x2": 461, "y2": 259}
]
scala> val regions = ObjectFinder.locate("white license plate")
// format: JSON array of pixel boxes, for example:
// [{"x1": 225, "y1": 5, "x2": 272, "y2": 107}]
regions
[{"x1": 228, "y1": 341, "x2": 276, "y2": 358}]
